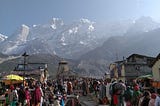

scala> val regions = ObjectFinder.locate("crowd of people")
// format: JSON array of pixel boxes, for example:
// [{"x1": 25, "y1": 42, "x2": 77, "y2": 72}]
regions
[
  {"x1": 1, "y1": 77, "x2": 160, "y2": 106},
  {"x1": 1, "y1": 78, "x2": 82, "y2": 106},
  {"x1": 85, "y1": 78, "x2": 160, "y2": 106}
]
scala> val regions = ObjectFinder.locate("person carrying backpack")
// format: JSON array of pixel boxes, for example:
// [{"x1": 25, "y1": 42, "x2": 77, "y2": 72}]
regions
[
  {"x1": 123, "y1": 86, "x2": 133, "y2": 106},
  {"x1": 109, "y1": 80, "x2": 117, "y2": 106}
]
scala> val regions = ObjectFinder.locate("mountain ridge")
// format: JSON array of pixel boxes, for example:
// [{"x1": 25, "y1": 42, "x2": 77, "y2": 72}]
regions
[{"x1": 0, "y1": 17, "x2": 160, "y2": 77}]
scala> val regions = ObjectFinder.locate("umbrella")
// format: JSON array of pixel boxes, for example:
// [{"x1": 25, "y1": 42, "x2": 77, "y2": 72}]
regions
[
  {"x1": 4, "y1": 74, "x2": 24, "y2": 80},
  {"x1": 2, "y1": 74, "x2": 24, "y2": 85}
]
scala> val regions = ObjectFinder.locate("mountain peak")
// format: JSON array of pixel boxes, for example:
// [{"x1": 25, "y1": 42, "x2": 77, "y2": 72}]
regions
[
  {"x1": 50, "y1": 18, "x2": 64, "y2": 30},
  {"x1": 126, "y1": 16, "x2": 160, "y2": 34},
  {"x1": 79, "y1": 18, "x2": 94, "y2": 24},
  {"x1": 21, "y1": 24, "x2": 29, "y2": 29},
  {"x1": 19, "y1": 24, "x2": 29, "y2": 41},
  {"x1": 0, "y1": 33, "x2": 8, "y2": 42}
]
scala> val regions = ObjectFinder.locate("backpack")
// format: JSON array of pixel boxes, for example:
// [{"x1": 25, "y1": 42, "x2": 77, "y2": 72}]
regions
[
  {"x1": 123, "y1": 91, "x2": 132, "y2": 101},
  {"x1": 109, "y1": 82, "x2": 117, "y2": 95}
]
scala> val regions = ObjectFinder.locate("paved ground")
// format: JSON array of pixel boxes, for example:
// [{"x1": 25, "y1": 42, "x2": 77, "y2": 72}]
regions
[{"x1": 79, "y1": 94, "x2": 98, "y2": 106}]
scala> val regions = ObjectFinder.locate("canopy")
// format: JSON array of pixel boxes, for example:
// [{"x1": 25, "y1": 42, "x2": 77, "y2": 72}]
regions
[
  {"x1": 136, "y1": 74, "x2": 153, "y2": 80},
  {"x1": 2, "y1": 74, "x2": 24, "y2": 85}
]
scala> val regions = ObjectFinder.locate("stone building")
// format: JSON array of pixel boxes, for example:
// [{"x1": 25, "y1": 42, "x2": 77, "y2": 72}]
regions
[{"x1": 109, "y1": 54, "x2": 155, "y2": 83}]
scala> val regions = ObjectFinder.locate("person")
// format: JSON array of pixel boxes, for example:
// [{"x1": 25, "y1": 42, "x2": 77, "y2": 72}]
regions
[
  {"x1": 114, "y1": 80, "x2": 126, "y2": 106},
  {"x1": 60, "y1": 96, "x2": 65, "y2": 106},
  {"x1": 140, "y1": 91, "x2": 150, "y2": 106},
  {"x1": 33, "y1": 83, "x2": 42, "y2": 106},
  {"x1": 67, "y1": 81, "x2": 73, "y2": 95},
  {"x1": 149, "y1": 93, "x2": 156, "y2": 106},
  {"x1": 123, "y1": 86, "x2": 133, "y2": 106},
  {"x1": 18, "y1": 86, "x2": 25, "y2": 106},
  {"x1": 131, "y1": 85, "x2": 141, "y2": 106},
  {"x1": 25, "y1": 87, "x2": 31, "y2": 106},
  {"x1": 109, "y1": 79, "x2": 117, "y2": 106},
  {"x1": 105, "y1": 78, "x2": 111, "y2": 103},
  {"x1": 99, "y1": 81, "x2": 106, "y2": 104},
  {"x1": 54, "y1": 96, "x2": 60, "y2": 106},
  {"x1": 39, "y1": 85, "x2": 44, "y2": 106},
  {"x1": 82, "y1": 79, "x2": 87, "y2": 96},
  {"x1": 155, "y1": 89, "x2": 160, "y2": 106},
  {"x1": 8, "y1": 85, "x2": 18, "y2": 106},
  {"x1": 4, "y1": 93, "x2": 10, "y2": 106}
]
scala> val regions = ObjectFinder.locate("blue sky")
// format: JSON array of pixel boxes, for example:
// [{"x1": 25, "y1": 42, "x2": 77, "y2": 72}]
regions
[{"x1": 0, "y1": 0, "x2": 160, "y2": 35}]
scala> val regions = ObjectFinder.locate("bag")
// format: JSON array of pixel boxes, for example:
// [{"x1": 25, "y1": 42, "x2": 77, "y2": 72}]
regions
[
  {"x1": 109, "y1": 82, "x2": 117, "y2": 95},
  {"x1": 124, "y1": 91, "x2": 132, "y2": 101}
]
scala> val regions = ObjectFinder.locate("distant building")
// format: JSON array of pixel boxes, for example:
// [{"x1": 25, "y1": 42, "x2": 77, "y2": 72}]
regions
[
  {"x1": 56, "y1": 60, "x2": 78, "y2": 81},
  {"x1": 109, "y1": 54, "x2": 155, "y2": 83}
]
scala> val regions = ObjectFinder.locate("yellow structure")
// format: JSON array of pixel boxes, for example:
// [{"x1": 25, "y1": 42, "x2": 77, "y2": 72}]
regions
[{"x1": 152, "y1": 54, "x2": 160, "y2": 81}]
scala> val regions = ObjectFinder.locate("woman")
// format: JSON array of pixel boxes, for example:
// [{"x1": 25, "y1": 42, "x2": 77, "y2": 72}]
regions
[
  {"x1": 33, "y1": 84, "x2": 42, "y2": 106},
  {"x1": 25, "y1": 87, "x2": 31, "y2": 106}
]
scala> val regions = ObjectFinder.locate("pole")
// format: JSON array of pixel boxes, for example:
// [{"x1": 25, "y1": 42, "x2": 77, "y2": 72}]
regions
[{"x1": 22, "y1": 52, "x2": 29, "y2": 86}]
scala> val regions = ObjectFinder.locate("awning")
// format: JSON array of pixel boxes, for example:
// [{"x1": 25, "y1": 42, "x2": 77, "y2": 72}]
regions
[{"x1": 136, "y1": 74, "x2": 153, "y2": 80}]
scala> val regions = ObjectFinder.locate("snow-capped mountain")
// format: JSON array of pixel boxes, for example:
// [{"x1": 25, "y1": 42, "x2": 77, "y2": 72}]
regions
[
  {"x1": 0, "y1": 17, "x2": 159, "y2": 59},
  {"x1": 0, "y1": 18, "x2": 105, "y2": 58},
  {"x1": 0, "y1": 24, "x2": 29, "y2": 54},
  {"x1": 0, "y1": 33, "x2": 8, "y2": 42},
  {"x1": 126, "y1": 16, "x2": 160, "y2": 35}
]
